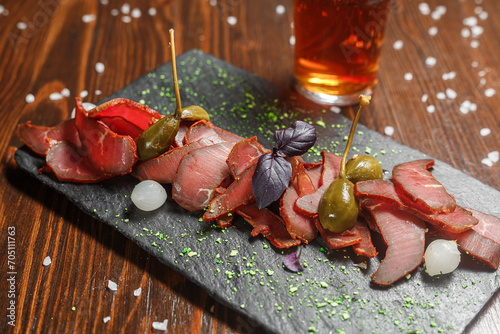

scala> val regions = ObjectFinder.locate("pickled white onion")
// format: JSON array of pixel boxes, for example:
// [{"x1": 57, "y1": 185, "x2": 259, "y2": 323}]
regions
[
  {"x1": 131, "y1": 180, "x2": 167, "y2": 211},
  {"x1": 424, "y1": 239, "x2": 461, "y2": 276}
]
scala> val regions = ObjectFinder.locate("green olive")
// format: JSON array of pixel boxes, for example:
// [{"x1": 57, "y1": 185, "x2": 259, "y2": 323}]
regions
[
  {"x1": 346, "y1": 155, "x2": 383, "y2": 183},
  {"x1": 137, "y1": 115, "x2": 180, "y2": 161},
  {"x1": 181, "y1": 105, "x2": 210, "y2": 121},
  {"x1": 318, "y1": 177, "x2": 359, "y2": 233}
]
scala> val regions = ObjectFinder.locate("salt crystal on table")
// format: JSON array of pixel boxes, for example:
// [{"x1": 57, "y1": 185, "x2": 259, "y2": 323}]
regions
[
  {"x1": 445, "y1": 88, "x2": 457, "y2": 99},
  {"x1": 82, "y1": 14, "x2": 96, "y2": 23},
  {"x1": 100, "y1": 0, "x2": 109, "y2": 5},
  {"x1": 122, "y1": 16, "x2": 131, "y2": 23},
  {"x1": 428, "y1": 27, "x2": 438, "y2": 36},
  {"x1": 134, "y1": 288, "x2": 142, "y2": 296},
  {"x1": 17, "y1": 22, "x2": 27, "y2": 30},
  {"x1": 393, "y1": 40, "x2": 403, "y2": 50},
  {"x1": 152, "y1": 319, "x2": 168, "y2": 331},
  {"x1": 131, "y1": 8, "x2": 141, "y2": 18},
  {"x1": 479, "y1": 11, "x2": 488, "y2": 20},
  {"x1": 276, "y1": 5, "x2": 285, "y2": 15},
  {"x1": 436, "y1": 5, "x2": 447, "y2": 14},
  {"x1": 111, "y1": 9, "x2": 119, "y2": 16},
  {"x1": 421, "y1": 94, "x2": 428, "y2": 103},
  {"x1": 95, "y1": 62, "x2": 105, "y2": 73},
  {"x1": 50, "y1": 92, "x2": 63, "y2": 101},
  {"x1": 480, "y1": 128, "x2": 491, "y2": 136},
  {"x1": 61, "y1": 88, "x2": 70, "y2": 97},
  {"x1": 425, "y1": 56, "x2": 437, "y2": 67},
  {"x1": 488, "y1": 151, "x2": 499, "y2": 163},
  {"x1": 404, "y1": 73, "x2": 413, "y2": 81},
  {"x1": 461, "y1": 28, "x2": 471, "y2": 38},
  {"x1": 95, "y1": 90, "x2": 102, "y2": 95},
  {"x1": 121, "y1": 3, "x2": 130, "y2": 15},
  {"x1": 463, "y1": 16, "x2": 478, "y2": 27},
  {"x1": 471, "y1": 61, "x2": 479, "y2": 68},
  {"x1": 0, "y1": 5, "x2": 4, "y2": 15},
  {"x1": 103, "y1": 316, "x2": 111, "y2": 323},
  {"x1": 436, "y1": 92, "x2": 446, "y2": 100},
  {"x1": 482, "y1": 158, "x2": 493, "y2": 167},
  {"x1": 80, "y1": 90, "x2": 89, "y2": 98},
  {"x1": 469, "y1": 102, "x2": 477, "y2": 112},
  {"x1": 426, "y1": 105, "x2": 436, "y2": 113},
  {"x1": 227, "y1": 16, "x2": 237, "y2": 25},
  {"x1": 485, "y1": 88, "x2": 496, "y2": 97},
  {"x1": 107, "y1": 280, "x2": 118, "y2": 291},
  {"x1": 43, "y1": 256, "x2": 51, "y2": 267},
  {"x1": 418, "y1": 3, "x2": 430, "y2": 15},
  {"x1": 289, "y1": 35, "x2": 295, "y2": 46},
  {"x1": 471, "y1": 26, "x2": 483, "y2": 37},
  {"x1": 148, "y1": 7, "x2": 157, "y2": 16},
  {"x1": 25, "y1": 94, "x2": 35, "y2": 104},
  {"x1": 442, "y1": 71, "x2": 456, "y2": 80},
  {"x1": 384, "y1": 126, "x2": 394, "y2": 136},
  {"x1": 470, "y1": 40, "x2": 479, "y2": 48}
]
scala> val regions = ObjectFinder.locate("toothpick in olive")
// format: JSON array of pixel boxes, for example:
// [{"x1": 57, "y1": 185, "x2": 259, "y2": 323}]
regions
[{"x1": 318, "y1": 95, "x2": 371, "y2": 233}]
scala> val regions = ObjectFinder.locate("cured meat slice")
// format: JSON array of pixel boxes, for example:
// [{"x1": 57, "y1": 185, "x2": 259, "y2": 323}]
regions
[
  {"x1": 352, "y1": 219, "x2": 378, "y2": 258},
  {"x1": 296, "y1": 163, "x2": 322, "y2": 195},
  {"x1": 295, "y1": 151, "x2": 341, "y2": 215},
  {"x1": 354, "y1": 179, "x2": 478, "y2": 233},
  {"x1": 467, "y1": 208, "x2": 500, "y2": 245},
  {"x1": 74, "y1": 98, "x2": 138, "y2": 175},
  {"x1": 88, "y1": 98, "x2": 162, "y2": 130},
  {"x1": 216, "y1": 214, "x2": 234, "y2": 229},
  {"x1": 96, "y1": 116, "x2": 143, "y2": 141},
  {"x1": 236, "y1": 203, "x2": 301, "y2": 249},
  {"x1": 392, "y1": 159, "x2": 456, "y2": 214},
  {"x1": 203, "y1": 162, "x2": 257, "y2": 220},
  {"x1": 174, "y1": 121, "x2": 191, "y2": 147},
  {"x1": 363, "y1": 199, "x2": 426, "y2": 286},
  {"x1": 132, "y1": 140, "x2": 210, "y2": 183},
  {"x1": 227, "y1": 137, "x2": 269, "y2": 177},
  {"x1": 280, "y1": 177, "x2": 317, "y2": 243},
  {"x1": 183, "y1": 120, "x2": 223, "y2": 144},
  {"x1": 43, "y1": 139, "x2": 111, "y2": 183},
  {"x1": 17, "y1": 119, "x2": 81, "y2": 156},
  {"x1": 211, "y1": 123, "x2": 245, "y2": 143},
  {"x1": 314, "y1": 218, "x2": 361, "y2": 249},
  {"x1": 173, "y1": 141, "x2": 236, "y2": 211}
]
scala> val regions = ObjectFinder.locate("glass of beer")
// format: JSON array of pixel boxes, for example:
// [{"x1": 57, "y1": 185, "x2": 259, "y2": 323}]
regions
[{"x1": 293, "y1": 0, "x2": 390, "y2": 106}]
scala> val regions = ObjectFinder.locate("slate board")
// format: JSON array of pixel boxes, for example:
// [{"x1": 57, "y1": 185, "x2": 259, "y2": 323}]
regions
[{"x1": 15, "y1": 50, "x2": 500, "y2": 334}]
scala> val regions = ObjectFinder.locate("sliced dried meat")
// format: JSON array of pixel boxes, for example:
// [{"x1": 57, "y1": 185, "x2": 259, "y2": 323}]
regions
[
  {"x1": 352, "y1": 219, "x2": 378, "y2": 258},
  {"x1": 363, "y1": 199, "x2": 426, "y2": 286},
  {"x1": 43, "y1": 139, "x2": 111, "y2": 183},
  {"x1": 392, "y1": 159, "x2": 456, "y2": 214},
  {"x1": 236, "y1": 203, "x2": 301, "y2": 249},
  {"x1": 354, "y1": 179, "x2": 478, "y2": 233},
  {"x1": 183, "y1": 120, "x2": 222, "y2": 145},
  {"x1": 467, "y1": 208, "x2": 500, "y2": 245},
  {"x1": 295, "y1": 151, "x2": 341, "y2": 215},
  {"x1": 227, "y1": 137, "x2": 269, "y2": 178},
  {"x1": 74, "y1": 98, "x2": 138, "y2": 175},
  {"x1": 17, "y1": 119, "x2": 81, "y2": 156},
  {"x1": 174, "y1": 121, "x2": 191, "y2": 147},
  {"x1": 203, "y1": 162, "x2": 257, "y2": 220},
  {"x1": 132, "y1": 140, "x2": 210, "y2": 183},
  {"x1": 96, "y1": 116, "x2": 143, "y2": 141},
  {"x1": 172, "y1": 141, "x2": 236, "y2": 211},
  {"x1": 314, "y1": 218, "x2": 361, "y2": 249},
  {"x1": 296, "y1": 163, "x2": 322, "y2": 196}
]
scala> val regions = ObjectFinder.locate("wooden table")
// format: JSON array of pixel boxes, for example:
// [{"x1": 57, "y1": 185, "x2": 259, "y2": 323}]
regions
[{"x1": 1, "y1": 0, "x2": 499, "y2": 333}]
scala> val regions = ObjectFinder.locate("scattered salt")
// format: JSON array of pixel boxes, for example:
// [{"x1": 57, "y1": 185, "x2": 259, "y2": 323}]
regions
[
  {"x1": 43, "y1": 256, "x2": 51, "y2": 267},
  {"x1": 488, "y1": 151, "x2": 499, "y2": 163},
  {"x1": 82, "y1": 14, "x2": 96, "y2": 23},
  {"x1": 393, "y1": 40, "x2": 403, "y2": 50},
  {"x1": 463, "y1": 16, "x2": 478, "y2": 27},
  {"x1": 485, "y1": 88, "x2": 496, "y2": 97},
  {"x1": 0, "y1": 5, "x2": 4, "y2": 15},
  {"x1": 478, "y1": 70, "x2": 486, "y2": 77},
  {"x1": 470, "y1": 40, "x2": 479, "y2": 48},
  {"x1": 276, "y1": 5, "x2": 285, "y2": 15},
  {"x1": 461, "y1": 28, "x2": 471, "y2": 38},
  {"x1": 421, "y1": 94, "x2": 428, "y2": 103},
  {"x1": 95, "y1": 90, "x2": 102, "y2": 95},
  {"x1": 61, "y1": 88, "x2": 70, "y2": 97},
  {"x1": 289, "y1": 35, "x2": 296, "y2": 46},
  {"x1": 152, "y1": 319, "x2": 168, "y2": 331},
  {"x1": 404, "y1": 72, "x2": 413, "y2": 81},
  {"x1": 95, "y1": 62, "x2": 105, "y2": 73},
  {"x1": 471, "y1": 61, "x2": 479, "y2": 68},
  {"x1": 100, "y1": 0, "x2": 109, "y2": 5},
  {"x1": 148, "y1": 7, "x2": 157, "y2": 16},
  {"x1": 103, "y1": 316, "x2": 111, "y2": 323},
  {"x1": 480, "y1": 128, "x2": 491, "y2": 136},
  {"x1": 131, "y1": 8, "x2": 142, "y2": 18},
  {"x1": 134, "y1": 288, "x2": 142, "y2": 296},
  {"x1": 436, "y1": 92, "x2": 446, "y2": 100},
  {"x1": 17, "y1": 22, "x2": 27, "y2": 30},
  {"x1": 122, "y1": 15, "x2": 132, "y2": 23},
  {"x1": 49, "y1": 92, "x2": 63, "y2": 101},
  {"x1": 107, "y1": 280, "x2": 118, "y2": 291},
  {"x1": 111, "y1": 9, "x2": 119, "y2": 16},
  {"x1": 428, "y1": 26, "x2": 438, "y2": 36},
  {"x1": 435, "y1": 5, "x2": 447, "y2": 15},
  {"x1": 471, "y1": 25, "x2": 484, "y2": 37},
  {"x1": 418, "y1": 3, "x2": 430, "y2": 15},
  {"x1": 209, "y1": 0, "x2": 217, "y2": 6},
  {"x1": 426, "y1": 105, "x2": 436, "y2": 113},
  {"x1": 25, "y1": 94, "x2": 35, "y2": 104},
  {"x1": 479, "y1": 78, "x2": 486, "y2": 86},
  {"x1": 330, "y1": 106, "x2": 341, "y2": 114},
  {"x1": 481, "y1": 158, "x2": 493, "y2": 167},
  {"x1": 425, "y1": 56, "x2": 437, "y2": 67},
  {"x1": 442, "y1": 72, "x2": 456, "y2": 80},
  {"x1": 80, "y1": 90, "x2": 89, "y2": 98},
  {"x1": 121, "y1": 3, "x2": 130, "y2": 15},
  {"x1": 384, "y1": 126, "x2": 394, "y2": 136},
  {"x1": 227, "y1": 16, "x2": 237, "y2": 25},
  {"x1": 445, "y1": 88, "x2": 457, "y2": 99},
  {"x1": 479, "y1": 11, "x2": 488, "y2": 20}
]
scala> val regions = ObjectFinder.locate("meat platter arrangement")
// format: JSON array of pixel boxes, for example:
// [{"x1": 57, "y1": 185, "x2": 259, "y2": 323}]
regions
[{"x1": 13, "y1": 38, "x2": 500, "y2": 333}]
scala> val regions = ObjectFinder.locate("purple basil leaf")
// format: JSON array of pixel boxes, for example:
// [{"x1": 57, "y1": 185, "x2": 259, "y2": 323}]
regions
[
  {"x1": 274, "y1": 121, "x2": 317, "y2": 157},
  {"x1": 283, "y1": 252, "x2": 303, "y2": 272},
  {"x1": 252, "y1": 152, "x2": 292, "y2": 209}
]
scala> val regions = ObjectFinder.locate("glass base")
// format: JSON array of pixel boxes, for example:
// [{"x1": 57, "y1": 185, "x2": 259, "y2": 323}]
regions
[{"x1": 294, "y1": 80, "x2": 373, "y2": 107}]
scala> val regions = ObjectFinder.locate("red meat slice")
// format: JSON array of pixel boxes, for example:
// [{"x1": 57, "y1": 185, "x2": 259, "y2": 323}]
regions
[
  {"x1": 296, "y1": 163, "x2": 322, "y2": 196},
  {"x1": 203, "y1": 162, "x2": 257, "y2": 220},
  {"x1": 295, "y1": 151, "x2": 341, "y2": 215},
  {"x1": 352, "y1": 219, "x2": 378, "y2": 258},
  {"x1": 467, "y1": 208, "x2": 500, "y2": 245},
  {"x1": 279, "y1": 176, "x2": 317, "y2": 243},
  {"x1": 183, "y1": 120, "x2": 223, "y2": 144},
  {"x1": 88, "y1": 98, "x2": 162, "y2": 130},
  {"x1": 43, "y1": 139, "x2": 111, "y2": 183},
  {"x1": 17, "y1": 119, "x2": 81, "y2": 156},
  {"x1": 314, "y1": 218, "x2": 361, "y2": 249},
  {"x1": 172, "y1": 141, "x2": 236, "y2": 211},
  {"x1": 362, "y1": 199, "x2": 426, "y2": 286},
  {"x1": 131, "y1": 140, "x2": 210, "y2": 183},
  {"x1": 392, "y1": 159, "x2": 456, "y2": 214},
  {"x1": 96, "y1": 116, "x2": 143, "y2": 141},
  {"x1": 174, "y1": 121, "x2": 191, "y2": 147},
  {"x1": 227, "y1": 137, "x2": 269, "y2": 178},
  {"x1": 236, "y1": 203, "x2": 301, "y2": 249},
  {"x1": 74, "y1": 98, "x2": 137, "y2": 175},
  {"x1": 354, "y1": 179, "x2": 478, "y2": 233}
]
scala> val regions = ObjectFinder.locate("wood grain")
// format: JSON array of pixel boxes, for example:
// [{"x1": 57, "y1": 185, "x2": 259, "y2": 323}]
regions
[{"x1": 0, "y1": 0, "x2": 498, "y2": 333}]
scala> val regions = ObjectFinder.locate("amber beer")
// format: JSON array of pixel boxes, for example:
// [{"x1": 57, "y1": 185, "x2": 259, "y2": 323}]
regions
[{"x1": 294, "y1": 0, "x2": 390, "y2": 106}]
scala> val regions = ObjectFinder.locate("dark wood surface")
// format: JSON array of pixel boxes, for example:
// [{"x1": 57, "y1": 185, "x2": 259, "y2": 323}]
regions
[{"x1": 1, "y1": 0, "x2": 499, "y2": 333}]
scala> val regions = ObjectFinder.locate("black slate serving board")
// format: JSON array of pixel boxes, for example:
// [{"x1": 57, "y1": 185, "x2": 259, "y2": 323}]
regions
[{"x1": 15, "y1": 50, "x2": 500, "y2": 333}]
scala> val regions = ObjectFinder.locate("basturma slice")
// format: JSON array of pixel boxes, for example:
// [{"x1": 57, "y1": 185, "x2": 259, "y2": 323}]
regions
[
  {"x1": 236, "y1": 203, "x2": 300, "y2": 249},
  {"x1": 173, "y1": 141, "x2": 236, "y2": 211},
  {"x1": 392, "y1": 159, "x2": 456, "y2": 214},
  {"x1": 362, "y1": 199, "x2": 426, "y2": 286},
  {"x1": 17, "y1": 119, "x2": 82, "y2": 156},
  {"x1": 352, "y1": 219, "x2": 378, "y2": 258},
  {"x1": 467, "y1": 208, "x2": 500, "y2": 245},
  {"x1": 354, "y1": 179, "x2": 478, "y2": 233},
  {"x1": 74, "y1": 98, "x2": 137, "y2": 175},
  {"x1": 314, "y1": 218, "x2": 361, "y2": 250},
  {"x1": 227, "y1": 137, "x2": 269, "y2": 178},
  {"x1": 43, "y1": 139, "x2": 111, "y2": 183}
]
